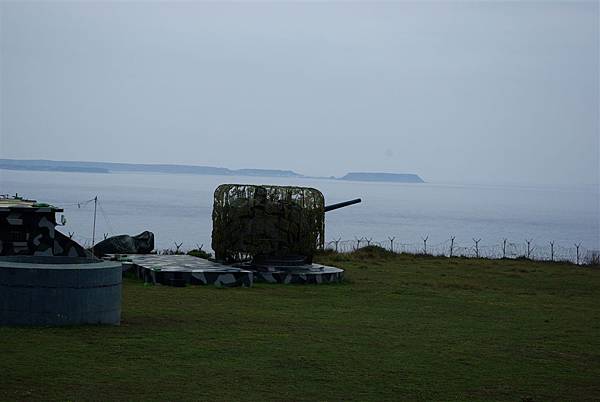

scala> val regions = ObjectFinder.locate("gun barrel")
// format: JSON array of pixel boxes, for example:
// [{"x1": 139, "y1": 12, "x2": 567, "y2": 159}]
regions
[{"x1": 324, "y1": 198, "x2": 362, "y2": 212}]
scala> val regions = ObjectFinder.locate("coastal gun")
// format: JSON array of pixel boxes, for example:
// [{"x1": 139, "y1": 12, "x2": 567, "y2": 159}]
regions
[
  {"x1": 324, "y1": 198, "x2": 361, "y2": 212},
  {"x1": 211, "y1": 184, "x2": 361, "y2": 264}
]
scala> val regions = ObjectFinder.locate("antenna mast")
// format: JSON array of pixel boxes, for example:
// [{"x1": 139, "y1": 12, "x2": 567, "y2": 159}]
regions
[{"x1": 91, "y1": 196, "x2": 98, "y2": 254}]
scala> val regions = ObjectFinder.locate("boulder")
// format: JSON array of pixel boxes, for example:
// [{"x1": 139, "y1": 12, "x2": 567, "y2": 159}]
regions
[{"x1": 93, "y1": 231, "x2": 154, "y2": 256}]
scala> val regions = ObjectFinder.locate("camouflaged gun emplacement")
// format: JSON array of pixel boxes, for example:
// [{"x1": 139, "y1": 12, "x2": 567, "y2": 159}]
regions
[
  {"x1": 211, "y1": 184, "x2": 361, "y2": 265},
  {"x1": 0, "y1": 194, "x2": 89, "y2": 257}
]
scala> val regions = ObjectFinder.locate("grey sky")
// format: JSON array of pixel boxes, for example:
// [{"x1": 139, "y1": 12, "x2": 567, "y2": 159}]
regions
[{"x1": 1, "y1": 1, "x2": 598, "y2": 186}]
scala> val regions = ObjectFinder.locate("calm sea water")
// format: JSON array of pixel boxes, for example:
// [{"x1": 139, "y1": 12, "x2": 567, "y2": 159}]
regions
[{"x1": 1, "y1": 170, "x2": 598, "y2": 256}]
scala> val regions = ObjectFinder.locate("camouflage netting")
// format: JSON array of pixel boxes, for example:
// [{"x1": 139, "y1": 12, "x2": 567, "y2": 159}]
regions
[{"x1": 212, "y1": 184, "x2": 325, "y2": 263}]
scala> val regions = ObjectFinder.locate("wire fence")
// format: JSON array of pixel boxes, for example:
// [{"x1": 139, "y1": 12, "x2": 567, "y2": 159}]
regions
[
  {"x1": 60, "y1": 196, "x2": 599, "y2": 266},
  {"x1": 324, "y1": 237, "x2": 600, "y2": 266},
  {"x1": 70, "y1": 231, "x2": 599, "y2": 266}
]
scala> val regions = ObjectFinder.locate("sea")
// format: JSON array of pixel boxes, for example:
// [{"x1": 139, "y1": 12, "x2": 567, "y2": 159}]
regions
[{"x1": 2, "y1": 169, "x2": 598, "y2": 260}]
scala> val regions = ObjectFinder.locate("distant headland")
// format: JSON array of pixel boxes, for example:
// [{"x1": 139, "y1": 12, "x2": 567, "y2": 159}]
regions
[
  {"x1": 0, "y1": 159, "x2": 299, "y2": 178},
  {"x1": 340, "y1": 172, "x2": 424, "y2": 183},
  {"x1": 0, "y1": 159, "x2": 424, "y2": 183}
]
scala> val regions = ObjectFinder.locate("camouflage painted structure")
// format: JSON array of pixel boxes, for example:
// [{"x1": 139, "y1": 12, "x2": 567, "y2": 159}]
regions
[
  {"x1": 126, "y1": 254, "x2": 253, "y2": 287},
  {"x1": 253, "y1": 264, "x2": 344, "y2": 284},
  {"x1": 0, "y1": 195, "x2": 88, "y2": 257},
  {"x1": 212, "y1": 184, "x2": 325, "y2": 263}
]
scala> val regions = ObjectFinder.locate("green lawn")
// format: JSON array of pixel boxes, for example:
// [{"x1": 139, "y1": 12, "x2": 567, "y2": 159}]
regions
[{"x1": 1, "y1": 249, "x2": 599, "y2": 401}]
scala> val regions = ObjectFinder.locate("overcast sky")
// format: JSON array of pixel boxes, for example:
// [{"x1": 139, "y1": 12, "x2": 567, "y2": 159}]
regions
[{"x1": 1, "y1": 1, "x2": 598, "y2": 186}]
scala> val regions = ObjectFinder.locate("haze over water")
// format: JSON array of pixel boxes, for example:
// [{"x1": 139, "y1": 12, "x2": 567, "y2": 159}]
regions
[
  {"x1": 2, "y1": 2, "x2": 598, "y2": 190},
  {"x1": 2, "y1": 170, "x2": 598, "y2": 256},
  {"x1": 1, "y1": 2, "x2": 598, "y2": 260}
]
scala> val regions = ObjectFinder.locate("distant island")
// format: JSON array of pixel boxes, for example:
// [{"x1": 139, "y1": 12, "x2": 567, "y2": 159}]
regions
[
  {"x1": 0, "y1": 159, "x2": 424, "y2": 183},
  {"x1": 340, "y1": 172, "x2": 424, "y2": 183}
]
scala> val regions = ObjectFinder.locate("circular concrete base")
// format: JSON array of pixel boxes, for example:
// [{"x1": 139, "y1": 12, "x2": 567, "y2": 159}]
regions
[{"x1": 0, "y1": 256, "x2": 122, "y2": 326}]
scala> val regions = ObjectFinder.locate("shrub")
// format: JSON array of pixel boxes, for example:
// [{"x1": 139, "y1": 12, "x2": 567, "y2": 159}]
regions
[
  {"x1": 351, "y1": 245, "x2": 396, "y2": 259},
  {"x1": 584, "y1": 250, "x2": 600, "y2": 268},
  {"x1": 188, "y1": 249, "x2": 213, "y2": 259}
]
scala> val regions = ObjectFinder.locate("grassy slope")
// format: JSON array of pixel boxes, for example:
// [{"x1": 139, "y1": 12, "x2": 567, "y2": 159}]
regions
[{"x1": 1, "y1": 250, "x2": 599, "y2": 401}]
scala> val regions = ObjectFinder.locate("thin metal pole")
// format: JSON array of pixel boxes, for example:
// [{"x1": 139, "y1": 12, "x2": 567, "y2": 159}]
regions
[{"x1": 91, "y1": 196, "x2": 98, "y2": 253}]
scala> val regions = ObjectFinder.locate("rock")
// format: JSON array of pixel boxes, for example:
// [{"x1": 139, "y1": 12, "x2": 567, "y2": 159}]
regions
[{"x1": 93, "y1": 231, "x2": 154, "y2": 256}]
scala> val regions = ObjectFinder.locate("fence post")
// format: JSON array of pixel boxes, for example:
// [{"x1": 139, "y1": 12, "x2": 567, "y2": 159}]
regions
[
  {"x1": 550, "y1": 241, "x2": 554, "y2": 261},
  {"x1": 526, "y1": 239, "x2": 534, "y2": 259},
  {"x1": 502, "y1": 238, "x2": 507, "y2": 258},
  {"x1": 422, "y1": 235, "x2": 429, "y2": 255},
  {"x1": 354, "y1": 237, "x2": 362, "y2": 250},
  {"x1": 473, "y1": 238, "x2": 481, "y2": 258},
  {"x1": 388, "y1": 237, "x2": 395, "y2": 253},
  {"x1": 449, "y1": 236, "x2": 455, "y2": 258}
]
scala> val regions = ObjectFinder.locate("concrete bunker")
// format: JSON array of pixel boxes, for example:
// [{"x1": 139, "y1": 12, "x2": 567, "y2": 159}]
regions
[{"x1": 0, "y1": 195, "x2": 122, "y2": 326}]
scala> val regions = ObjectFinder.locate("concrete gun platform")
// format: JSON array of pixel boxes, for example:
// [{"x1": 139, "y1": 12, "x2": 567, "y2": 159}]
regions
[
  {"x1": 237, "y1": 263, "x2": 344, "y2": 284},
  {"x1": 122, "y1": 254, "x2": 344, "y2": 287},
  {"x1": 125, "y1": 254, "x2": 253, "y2": 287}
]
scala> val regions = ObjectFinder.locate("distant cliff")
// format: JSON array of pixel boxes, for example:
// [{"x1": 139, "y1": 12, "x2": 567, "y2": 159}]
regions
[
  {"x1": 1, "y1": 159, "x2": 423, "y2": 183},
  {"x1": 0, "y1": 161, "x2": 109, "y2": 174},
  {"x1": 0, "y1": 159, "x2": 301, "y2": 178},
  {"x1": 234, "y1": 168, "x2": 300, "y2": 177},
  {"x1": 339, "y1": 172, "x2": 424, "y2": 183}
]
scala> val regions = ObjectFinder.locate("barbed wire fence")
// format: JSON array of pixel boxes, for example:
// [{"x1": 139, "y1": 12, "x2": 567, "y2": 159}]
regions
[
  {"x1": 71, "y1": 232, "x2": 598, "y2": 266},
  {"x1": 324, "y1": 236, "x2": 600, "y2": 266},
  {"x1": 61, "y1": 195, "x2": 598, "y2": 266}
]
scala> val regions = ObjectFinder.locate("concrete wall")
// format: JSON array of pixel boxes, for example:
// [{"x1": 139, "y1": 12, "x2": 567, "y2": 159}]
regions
[{"x1": 0, "y1": 256, "x2": 122, "y2": 326}]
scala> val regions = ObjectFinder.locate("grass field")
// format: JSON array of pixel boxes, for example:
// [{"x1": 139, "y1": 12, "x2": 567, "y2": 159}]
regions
[{"x1": 1, "y1": 248, "x2": 599, "y2": 401}]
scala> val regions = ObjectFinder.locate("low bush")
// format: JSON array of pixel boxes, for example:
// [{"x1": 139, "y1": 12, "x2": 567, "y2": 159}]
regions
[{"x1": 188, "y1": 249, "x2": 213, "y2": 259}]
